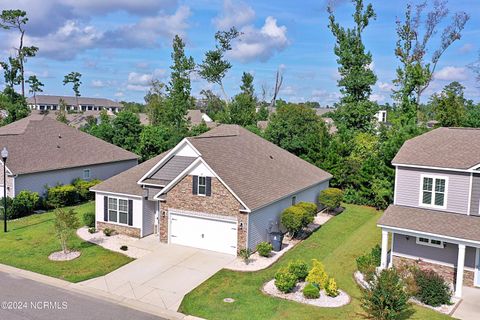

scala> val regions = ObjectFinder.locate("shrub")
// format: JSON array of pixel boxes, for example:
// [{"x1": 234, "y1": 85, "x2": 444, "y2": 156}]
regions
[
  {"x1": 256, "y1": 241, "x2": 273, "y2": 257},
  {"x1": 120, "y1": 245, "x2": 128, "y2": 251},
  {"x1": 10, "y1": 191, "x2": 40, "y2": 219},
  {"x1": 361, "y1": 268, "x2": 411, "y2": 320},
  {"x1": 88, "y1": 227, "x2": 96, "y2": 234},
  {"x1": 274, "y1": 269, "x2": 297, "y2": 293},
  {"x1": 294, "y1": 202, "x2": 317, "y2": 218},
  {"x1": 356, "y1": 245, "x2": 382, "y2": 282},
  {"x1": 0, "y1": 197, "x2": 14, "y2": 219},
  {"x1": 325, "y1": 278, "x2": 339, "y2": 297},
  {"x1": 414, "y1": 269, "x2": 451, "y2": 307},
  {"x1": 103, "y1": 228, "x2": 114, "y2": 236},
  {"x1": 47, "y1": 184, "x2": 78, "y2": 208},
  {"x1": 82, "y1": 211, "x2": 96, "y2": 228},
  {"x1": 239, "y1": 248, "x2": 252, "y2": 264},
  {"x1": 280, "y1": 205, "x2": 312, "y2": 237},
  {"x1": 288, "y1": 260, "x2": 309, "y2": 281},
  {"x1": 306, "y1": 259, "x2": 328, "y2": 288},
  {"x1": 73, "y1": 178, "x2": 101, "y2": 201},
  {"x1": 318, "y1": 188, "x2": 344, "y2": 211},
  {"x1": 303, "y1": 282, "x2": 320, "y2": 299}
]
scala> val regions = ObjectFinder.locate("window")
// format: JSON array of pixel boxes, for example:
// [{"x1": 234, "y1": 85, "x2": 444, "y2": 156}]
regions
[
  {"x1": 198, "y1": 176, "x2": 206, "y2": 196},
  {"x1": 416, "y1": 237, "x2": 444, "y2": 248},
  {"x1": 108, "y1": 197, "x2": 129, "y2": 225},
  {"x1": 83, "y1": 169, "x2": 91, "y2": 180},
  {"x1": 420, "y1": 176, "x2": 446, "y2": 208},
  {"x1": 292, "y1": 196, "x2": 297, "y2": 205}
]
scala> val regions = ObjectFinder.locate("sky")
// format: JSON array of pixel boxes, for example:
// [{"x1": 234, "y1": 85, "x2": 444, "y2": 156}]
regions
[{"x1": 0, "y1": 0, "x2": 479, "y2": 106}]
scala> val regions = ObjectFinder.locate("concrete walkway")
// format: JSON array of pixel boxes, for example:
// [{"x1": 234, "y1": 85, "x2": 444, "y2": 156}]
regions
[
  {"x1": 452, "y1": 287, "x2": 480, "y2": 320},
  {"x1": 76, "y1": 240, "x2": 235, "y2": 311}
]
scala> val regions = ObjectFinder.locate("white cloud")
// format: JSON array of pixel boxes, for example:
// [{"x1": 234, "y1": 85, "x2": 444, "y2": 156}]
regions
[
  {"x1": 91, "y1": 80, "x2": 105, "y2": 88},
  {"x1": 378, "y1": 81, "x2": 394, "y2": 91},
  {"x1": 114, "y1": 91, "x2": 125, "y2": 98},
  {"x1": 369, "y1": 93, "x2": 385, "y2": 103},
  {"x1": 229, "y1": 16, "x2": 289, "y2": 62},
  {"x1": 126, "y1": 68, "x2": 167, "y2": 91},
  {"x1": 61, "y1": 0, "x2": 177, "y2": 16},
  {"x1": 311, "y1": 89, "x2": 341, "y2": 104},
  {"x1": 280, "y1": 86, "x2": 296, "y2": 96},
  {"x1": 458, "y1": 43, "x2": 474, "y2": 54},
  {"x1": 213, "y1": 0, "x2": 255, "y2": 30},
  {"x1": 434, "y1": 66, "x2": 468, "y2": 81}
]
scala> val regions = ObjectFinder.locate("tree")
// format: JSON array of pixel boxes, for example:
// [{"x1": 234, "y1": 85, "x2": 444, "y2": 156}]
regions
[
  {"x1": 165, "y1": 35, "x2": 195, "y2": 130},
  {"x1": 256, "y1": 103, "x2": 269, "y2": 121},
  {"x1": 228, "y1": 72, "x2": 257, "y2": 126},
  {"x1": 200, "y1": 89, "x2": 226, "y2": 120},
  {"x1": 26, "y1": 75, "x2": 43, "y2": 106},
  {"x1": 328, "y1": 0, "x2": 378, "y2": 131},
  {"x1": 53, "y1": 208, "x2": 80, "y2": 254},
  {"x1": 63, "y1": 72, "x2": 82, "y2": 109},
  {"x1": 56, "y1": 98, "x2": 68, "y2": 123},
  {"x1": 137, "y1": 125, "x2": 182, "y2": 162},
  {"x1": 264, "y1": 104, "x2": 329, "y2": 165},
  {"x1": 430, "y1": 81, "x2": 467, "y2": 127},
  {"x1": 0, "y1": 56, "x2": 21, "y2": 100},
  {"x1": 393, "y1": 1, "x2": 469, "y2": 124},
  {"x1": 0, "y1": 10, "x2": 38, "y2": 97},
  {"x1": 145, "y1": 80, "x2": 167, "y2": 125},
  {"x1": 83, "y1": 110, "x2": 114, "y2": 143},
  {"x1": 198, "y1": 27, "x2": 240, "y2": 102},
  {"x1": 111, "y1": 111, "x2": 142, "y2": 152}
]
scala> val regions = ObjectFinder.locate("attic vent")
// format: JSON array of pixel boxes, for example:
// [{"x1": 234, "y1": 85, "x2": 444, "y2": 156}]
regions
[
  {"x1": 269, "y1": 155, "x2": 274, "y2": 160},
  {"x1": 57, "y1": 145, "x2": 60, "y2": 148},
  {"x1": 58, "y1": 134, "x2": 62, "y2": 138}
]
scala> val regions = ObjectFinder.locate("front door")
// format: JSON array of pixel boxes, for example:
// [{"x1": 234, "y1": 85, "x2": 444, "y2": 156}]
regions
[{"x1": 475, "y1": 248, "x2": 480, "y2": 287}]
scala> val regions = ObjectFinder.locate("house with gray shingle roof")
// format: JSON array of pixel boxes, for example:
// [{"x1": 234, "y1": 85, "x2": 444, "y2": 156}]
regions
[
  {"x1": 377, "y1": 127, "x2": 480, "y2": 298},
  {"x1": 27, "y1": 95, "x2": 123, "y2": 112},
  {"x1": 0, "y1": 114, "x2": 138, "y2": 198},
  {"x1": 91, "y1": 124, "x2": 331, "y2": 254}
]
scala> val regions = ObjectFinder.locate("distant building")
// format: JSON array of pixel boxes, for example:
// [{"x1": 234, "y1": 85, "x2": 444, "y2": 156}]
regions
[
  {"x1": 138, "y1": 110, "x2": 215, "y2": 128},
  {"x1": 27, "y1": 95, "x2": 123, "y2": 113},
  {"x1": 375, "y1": 110, "x2": 387, "y2": 123}
]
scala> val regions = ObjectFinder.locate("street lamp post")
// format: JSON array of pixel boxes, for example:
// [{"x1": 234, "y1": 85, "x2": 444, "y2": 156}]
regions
[{"x1": 2, "y1": 147, "x2": 8, "y2": 233}]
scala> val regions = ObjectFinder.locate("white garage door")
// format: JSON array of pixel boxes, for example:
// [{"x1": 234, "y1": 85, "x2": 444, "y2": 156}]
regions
[{"x1": 169, "y1": 212, "x2": 237, "y2": 255}]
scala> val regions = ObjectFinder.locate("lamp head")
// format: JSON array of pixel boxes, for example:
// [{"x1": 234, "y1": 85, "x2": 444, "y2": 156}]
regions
[{"x1": 1, "y1": 147, "x2": 8, "y2": 161}]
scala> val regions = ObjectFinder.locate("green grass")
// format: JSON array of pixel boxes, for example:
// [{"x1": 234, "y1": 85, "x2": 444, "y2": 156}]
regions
[
  {"x1": 0, "y1": 202, "x2": 133, "y2": 282},
  {"x1": 179, "y1": 204, "x2": 451, "y2": 320}
]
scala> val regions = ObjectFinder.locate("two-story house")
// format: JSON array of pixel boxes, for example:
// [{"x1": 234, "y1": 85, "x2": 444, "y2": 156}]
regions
[{"x1": 378, "y1": 127, "x2": 480, "y2": 298}]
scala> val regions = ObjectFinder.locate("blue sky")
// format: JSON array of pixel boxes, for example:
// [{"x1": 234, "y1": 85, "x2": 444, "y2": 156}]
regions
[{"x1": 0, "y1": 0, "x2": 479, "y2": 105}]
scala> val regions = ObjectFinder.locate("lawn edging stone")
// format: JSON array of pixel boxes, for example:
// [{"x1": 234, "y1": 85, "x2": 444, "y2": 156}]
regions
[{"x1": 262, "y1": 279, "x2": 350, "y2": 308}]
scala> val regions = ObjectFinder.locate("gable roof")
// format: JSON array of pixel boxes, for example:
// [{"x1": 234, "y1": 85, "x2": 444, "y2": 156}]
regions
[
  {"x1": 393, "y1": 127, "x2": 480, "y2": 170},
  {"x1": 27, "y1": 95, "x2": 123, "y2": 108},
  {"x1": 0, "y1": 115, "x2": 138, "y2": 175},
  {"x1": 186, "y1": 125, "x2": 332, "y2": 211}
]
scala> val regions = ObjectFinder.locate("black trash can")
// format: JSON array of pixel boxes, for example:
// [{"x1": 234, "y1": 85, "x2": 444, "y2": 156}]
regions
[{"x1": 270, "y1": 232, "x2": 284, "y2": 252}]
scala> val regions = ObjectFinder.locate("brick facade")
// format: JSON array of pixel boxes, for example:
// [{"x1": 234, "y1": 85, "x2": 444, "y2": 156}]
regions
[
  {"x1": 159, "y1": 175, "x2": 248, "y2": 252},
  {"x1": 393, "y1": 255, "x2": 474, "y2": 287},
  {"x1": 96, "y1": 221, "x2": 141, "y2": 238}
]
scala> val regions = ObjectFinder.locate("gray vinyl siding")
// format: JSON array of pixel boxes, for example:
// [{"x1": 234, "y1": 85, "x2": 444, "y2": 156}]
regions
[
  {"x1": 393, "y1": 234, "x2": 476, "y2": 269},
  {"x1": 142, "y1": 200, "x2": 156, "y2": 237},
  {"x1": 470, "y1": 173, "x2": 480, "y2": 216},
  {"x1": 150, "y1": 156, "x2": 196, "y2": 181},
  {"x1": 247, "y1": 180, "x2": 329, "y2": 250},
  {"x1": 395, "y1": 166, "x2": 470, "y2": 214},
  {"x1": 15, "y1": 159, "x2": 137, "y2": 196}
]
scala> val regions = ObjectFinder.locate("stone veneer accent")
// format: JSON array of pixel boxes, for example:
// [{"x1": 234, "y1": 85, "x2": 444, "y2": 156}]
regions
[
  {"x1": 159, "y1": 175, "x2": 247, "y2": 253},
  {"x1": 393, "y1": 255, "x2": 474, "y2": 287},
  {"x1": 96, "y1": 221, "x2": 141, "y2": 238}
]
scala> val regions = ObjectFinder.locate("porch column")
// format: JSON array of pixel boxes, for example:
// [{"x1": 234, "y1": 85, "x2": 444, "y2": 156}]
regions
[
  {"x1": 380, "y1": 230, "x2": 389, "y2": 269},
  {"x1": 455, "y1": 244, "x2": 466, "y2": 298}
]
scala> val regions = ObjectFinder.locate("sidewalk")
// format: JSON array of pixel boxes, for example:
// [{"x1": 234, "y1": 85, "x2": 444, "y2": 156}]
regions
[{"x1": 0, "y1": 263, "x2": 202, "y2": 320}]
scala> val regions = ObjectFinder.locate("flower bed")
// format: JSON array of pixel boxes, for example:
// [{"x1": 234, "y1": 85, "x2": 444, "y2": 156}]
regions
[{"x1": 263, "y1": 280, "x2": 350, "y2": 307}]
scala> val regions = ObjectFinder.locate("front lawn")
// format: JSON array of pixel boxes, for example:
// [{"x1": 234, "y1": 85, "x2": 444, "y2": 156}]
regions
[
  {"x1": 0, "y1": 202, "x2": 133, "y2": 282},
  {"x1": 179, "y1": 204, "x2": 450, "y2": 320}
]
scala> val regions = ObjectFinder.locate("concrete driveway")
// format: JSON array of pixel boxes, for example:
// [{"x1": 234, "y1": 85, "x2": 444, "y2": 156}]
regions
[
  {"x1": 76, "y1": 237, "x2": 235, "y2": 311},
  {"x1": 452, "y1": 287, "x2": 480, "y2": 320}
]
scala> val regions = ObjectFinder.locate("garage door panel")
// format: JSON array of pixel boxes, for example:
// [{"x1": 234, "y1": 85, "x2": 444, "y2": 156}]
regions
[{"x1": 169, "y1": 213, "x2": 237, "y2": 255}]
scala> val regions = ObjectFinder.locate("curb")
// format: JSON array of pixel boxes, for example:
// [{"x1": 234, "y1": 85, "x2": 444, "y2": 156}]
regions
[{"x1": 0, "y1": 263, "x2": 198, "y2": 320}]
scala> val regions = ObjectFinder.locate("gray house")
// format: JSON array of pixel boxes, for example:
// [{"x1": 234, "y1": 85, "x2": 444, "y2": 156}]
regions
[
  {"x1": 0, "y1": 114, "x2": 138, "y2": 197},
  {"x1": 91, "y1": 125, "x2": 331, "y2": 255},
  {"x1": 378, "y1": 127, "x2": 480, "y2": 298},
  {"x1": 27, "y1": 95, "x2": 123, "y2": 112}
]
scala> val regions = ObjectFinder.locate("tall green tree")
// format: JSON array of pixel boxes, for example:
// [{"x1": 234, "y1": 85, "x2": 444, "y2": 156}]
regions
[
  {"x1": 144, "y1": 80, "x2": 167, "y2": 125},
  {"x1": 63, "y1": 72, "x2": 82, "y2": 109},
  {"x1": 200, "y1": 89, "x2": 226, "y2": 120},
  {"x1": 111, "y1": 111, "x2": 142, "y2": 153},
  {"x1": 393, "y1": 1, "x2": 469, "y2": 124},
  {"x1": 137, "y1": 125, "x2": 182, "y2": 162},
  {"x1": 26, "y1": 75, "x2": 43, "y2": 106},
  {"x1": 198, "y1": 27, "x2": 240, "y2": 102},
  {"x1": 430, "y1": 81, "x2": 468, "y2": 127},
  {"x1": 0, "y1": 56, "x2": 21, "y2": 99},
  {"x1": 228, "y1": 72, "x2": 257, "y2": 126},
  {"x1": 328, "y1": 0, "x2": 377, "y2": 131}
]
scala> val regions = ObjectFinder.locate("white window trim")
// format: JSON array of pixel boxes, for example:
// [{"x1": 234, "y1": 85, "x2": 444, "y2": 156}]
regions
[
  {"x1": 197, "y1": 176, "x2": 207, "y2": 196},
  {"x1": 107, "y1": 197, "x2": 129, "y2": 226},
  {"x1": 83, "y1": 168, "x2": 91, "y2": 180},
  {"x1": 418, "y1": 174, "x2": 448, "y2": 210},
  {"x1": 416, "y1": 237, "x2": 444, "y2": 248}
]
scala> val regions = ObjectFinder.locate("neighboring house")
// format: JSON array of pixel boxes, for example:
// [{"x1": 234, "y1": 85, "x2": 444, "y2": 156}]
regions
[
  {"x1": 91, "y1": 125, "x2": 332, "y2": 255},
  {"x1": 0, "y1": 114, "x2": 138, "y2": 198},
  {"x1": 314, "y1": 108, "x2": 335, "y2": 117},
  {"x1": 138, "y1": 110, "x2": 216, "y2": 128},
  {"x1": 27, "y1": 95, "x2": 123, "y2": 113},
  {"x1": 375, "y1": 110, "x2": 387, "y2": 123},
  {"x1": 31, "y1": 110, "x2": 113, "y2": 128},
  {"x1": 378, "y1": 127, "x2": 480, "y2": 298}
]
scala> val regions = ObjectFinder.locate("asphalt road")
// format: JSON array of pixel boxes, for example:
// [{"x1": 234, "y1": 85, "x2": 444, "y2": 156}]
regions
[{"x1": 0, "y1": 271, "x2": 165, "y2": 320}]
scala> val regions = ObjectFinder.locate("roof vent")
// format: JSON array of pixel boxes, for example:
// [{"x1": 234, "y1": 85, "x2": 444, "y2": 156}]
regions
[
  {"x1": 58, "y1": 134, "x2": 62, "y2": 138},
  {"x1": 269, "y1": 155, "x2": 274, "y2": 160},
  {"x1": 57, "y1": 145, "x2": 60, "y2": 148}
]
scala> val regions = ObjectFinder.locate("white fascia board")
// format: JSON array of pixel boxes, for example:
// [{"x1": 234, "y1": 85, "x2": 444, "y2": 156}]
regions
[
  {"x1": 393, "y1": 163, "x2": 472, "y2": 173},
  {"x1": 137, "y1": 138, "x2": 201, "y2": 185},
  {"x1": 90, "y1": 189, "x2": 143, "y2": 199}
]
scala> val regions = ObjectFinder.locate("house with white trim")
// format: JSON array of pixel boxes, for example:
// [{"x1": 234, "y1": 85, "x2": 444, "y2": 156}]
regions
[
  {"x1": 91, "y1": 124, "x2": 332, "y2": 255},
  {"x1": 378, "y1": 127, "x2": 480, "y2": 298}
]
